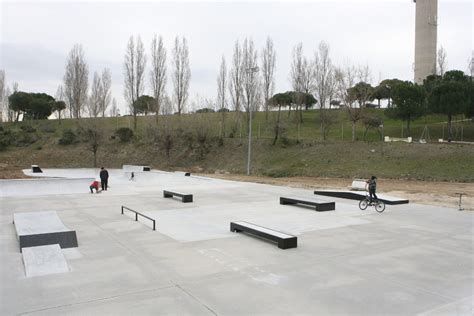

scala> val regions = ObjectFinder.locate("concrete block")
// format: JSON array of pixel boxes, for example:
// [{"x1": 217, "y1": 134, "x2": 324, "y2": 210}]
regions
[{"x1": 13, "y1": 211, "x2": 78, "y2": 251}]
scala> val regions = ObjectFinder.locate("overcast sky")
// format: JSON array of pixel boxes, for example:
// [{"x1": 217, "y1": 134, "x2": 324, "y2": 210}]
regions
[{"x1": 1, "y1": 0, "x2": 472, "y2": 114}]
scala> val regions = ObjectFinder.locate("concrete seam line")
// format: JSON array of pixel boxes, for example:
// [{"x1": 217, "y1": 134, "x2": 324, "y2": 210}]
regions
[
  {"x1": 174, "y1": 283, "x2": 218, "y2": 316},
  {"x1": 18, "y1": 285, "x2": 176, "y2": 315}
]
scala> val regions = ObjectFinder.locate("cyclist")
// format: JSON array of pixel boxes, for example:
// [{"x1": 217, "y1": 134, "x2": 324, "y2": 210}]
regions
[{"x1": 366, "y1": 176, "x2": 378, "y2": 203}]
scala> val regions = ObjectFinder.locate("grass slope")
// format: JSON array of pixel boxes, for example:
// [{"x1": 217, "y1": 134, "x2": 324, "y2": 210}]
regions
[{"x1": 0, "y1": 109, "x2": 473, "y2": 182}]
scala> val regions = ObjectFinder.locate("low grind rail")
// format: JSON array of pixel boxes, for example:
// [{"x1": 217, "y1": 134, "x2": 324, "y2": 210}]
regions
[{"x1": 121, "y1": 206, "x2": 156, "y2": 231}]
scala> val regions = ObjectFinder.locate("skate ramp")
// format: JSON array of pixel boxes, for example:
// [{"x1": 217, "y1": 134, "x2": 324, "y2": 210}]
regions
[
  {"x1": 13, "y1": 211, "x2": 78, "y2": 251},
  {"x1": 22, "y1": 244, "x2": 69, "y2": 277},
  {"x1": 1, "y1": 178, "x2": 94, "y2": 197}
]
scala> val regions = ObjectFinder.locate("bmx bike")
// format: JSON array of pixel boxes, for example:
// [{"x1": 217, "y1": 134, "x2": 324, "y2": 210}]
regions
[{"x1": 359, "y1": 194, "x2": 386, "y2": 213}]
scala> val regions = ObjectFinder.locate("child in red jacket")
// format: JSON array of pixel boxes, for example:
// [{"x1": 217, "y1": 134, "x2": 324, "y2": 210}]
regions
[{"x1": 90, "y1": 179, "x2": 100, "y2": 193}]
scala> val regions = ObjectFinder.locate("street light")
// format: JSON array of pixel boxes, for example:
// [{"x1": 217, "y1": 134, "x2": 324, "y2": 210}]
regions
[{"x1": 246, "y1": 66, "x2": 259, "y2": 176}]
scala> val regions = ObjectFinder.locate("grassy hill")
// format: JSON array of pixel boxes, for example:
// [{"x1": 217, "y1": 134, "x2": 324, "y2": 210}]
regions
[{"x1": 1, "y1": 109, "x2": 473, "y2": 182}]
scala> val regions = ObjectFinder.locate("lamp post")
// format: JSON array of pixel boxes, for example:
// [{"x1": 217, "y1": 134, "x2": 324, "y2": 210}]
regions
[{"x1": 246, "y1": 66, "x2": 259, "y2": 176}]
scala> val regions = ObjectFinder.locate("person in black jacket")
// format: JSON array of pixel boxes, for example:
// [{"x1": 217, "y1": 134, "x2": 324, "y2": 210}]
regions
[
  {"x1": 99, "y1": 167, "x2": 109, "y2": 191},
  {"x1": 366, "y1": 176, "x2": 377, "y2": 202}
]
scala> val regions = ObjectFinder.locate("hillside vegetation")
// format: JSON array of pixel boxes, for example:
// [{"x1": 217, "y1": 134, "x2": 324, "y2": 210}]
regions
[{"x1": 1, "y1": 109, "x2": 473, "y2": 182}]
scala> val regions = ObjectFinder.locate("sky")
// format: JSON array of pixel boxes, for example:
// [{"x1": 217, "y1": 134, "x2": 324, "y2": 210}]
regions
[{"x1": 0, "y1": 0, "x2": 472, "y2": 115}]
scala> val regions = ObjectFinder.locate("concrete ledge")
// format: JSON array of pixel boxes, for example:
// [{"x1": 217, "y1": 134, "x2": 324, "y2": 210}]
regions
[
  {"x1": 230, "y1": 221, "x2": 297, "y2": 249},
  {"x1": 123, "y1": 165, "x2": 150, "y2": 172},
  {"x1": 163, "y1": 190, "x2": 193, "y2": 203},
  {"x1": 280, "y1": 197, "x2": 335, "y2": 211},
  {"x1": 314, "y1": 190, "x2": 409, "y2": 205}
]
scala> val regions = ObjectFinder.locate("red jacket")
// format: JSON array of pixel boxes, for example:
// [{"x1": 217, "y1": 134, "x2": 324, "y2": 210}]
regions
[{"x1": 90, "y1": 180, "x2": 100, "y2": 189}]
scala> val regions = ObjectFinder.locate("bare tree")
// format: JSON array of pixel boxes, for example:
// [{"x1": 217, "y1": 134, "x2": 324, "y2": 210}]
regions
[
  {"x1": 124, "y1": 35, "x2": 146, "y2": 130},
  {"x1": 217, "y1": 56, "x2": 227, "y2": 136},
  {"x1": 100, "y1": 68, "x2": 112, "y2": 117},
  {"x1": 313, "y1": 41, "x2": 335, "y2": 109},
  {"x1": 109, "y1": 98, "x2": 120, "y2": 117},
  {"x1": 290, "y1": 43, "x2": 312, "y2": 122},
  {"x1": 290, "y1": 43, "x2": 304, "y2": 99},
  {"x1": 172, "y1": 36, "x2": 191, "y2": 115},
  {"x1": 469, "y1": 52, "x2": 474, "y2": 77},
  {"x1": 160, "y1": 94, "x2": 173, "y2": 115},
  {"x1": 261, "y1": 37, "x2": 276, "y2": 120},
  {"x1": 78, "y1": 121, "x2": 104, "y2": 167},
  {"x1": 335, "y1": 63, "x2": 358, "y2": 141},
  {"x1": 242, "y1": 38, "x2": 260, "y2": 120},
  {"x1": 150, "y1": 34, "x2": 167, "y2": 121},
  {"x1": 54, "y1": 85, "x2": 66, "y2": 121},
  {"x1": 437, "y1": 46, "x2": 448, "y2": 76},
  {"x1": 0, "y1": 70, "x2": 5, "y2": 122},
  {"x1": 313, "y1": 41, "x2": 336, "y2": 139},
  {"x1": 88, "y1": 72, "x2": 102, "y2": 118},
  {"x1": 228, "y1": 40, "x2": 244, "y2": 112},
  {"x1": 63, "y1": 44, "x2": 89, "y2": 119}
]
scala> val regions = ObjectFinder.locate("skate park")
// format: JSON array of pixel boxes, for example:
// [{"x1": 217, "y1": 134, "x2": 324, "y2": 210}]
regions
[{"x1": 0, "y1": 167, "x2": 472, "y2": 315}]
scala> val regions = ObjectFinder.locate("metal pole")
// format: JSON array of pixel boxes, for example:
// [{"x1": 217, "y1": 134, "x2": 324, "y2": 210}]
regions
[
  {"x1": 247, "y1": 108, "x2": 252, "y2": 175},
  {"x1": 246, "y1": 66, "x2": 259, "y2": 176}
]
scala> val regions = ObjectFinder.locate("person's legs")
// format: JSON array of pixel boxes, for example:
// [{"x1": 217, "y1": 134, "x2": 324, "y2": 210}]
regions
[
  {"x1": 104, "y1": 180, "x2": 108, "y2": 190},
  {"x1": 373, "y1": 191, "x2": 378, "y2": 201},
  {"x1": 101, "y1": 180, "x2": 105, "y2": 191},
  {"x1": 90, "y1": 186, "x2": 93, "y2": 193},
  {"x1": 369, "y1": 189, "x2": 374, "y2": 202}
]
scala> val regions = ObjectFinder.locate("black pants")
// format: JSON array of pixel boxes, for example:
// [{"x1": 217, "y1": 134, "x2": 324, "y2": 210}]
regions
[
  {"x1": 369, "y1": 189, "x2": 377, "y2": 201},
  {"x1": 101, "y1": 179, "x2": 108, "y2": 191}
]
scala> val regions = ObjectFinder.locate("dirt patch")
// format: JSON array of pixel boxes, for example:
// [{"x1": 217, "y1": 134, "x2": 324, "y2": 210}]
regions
[
  {"x1": 0, "y1": 163, "x2": 31, "y2": 179},
  {"x1": 202, "y1": 173, "x2": 474, "y2": 211}
]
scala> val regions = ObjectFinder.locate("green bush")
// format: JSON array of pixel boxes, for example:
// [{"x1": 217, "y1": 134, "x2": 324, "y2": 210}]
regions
[
  {"x1": 58, "y1": 129, "x2": 78, "y2": 145},
  {"x1": 20, "y1": 125, "x2": 36, "y2": 133},
  {"x1": 40, "y1": 124, "x2": 56, "y2": 133},
  {"x1": 12, "y1": 132, "x2": 38, "y2": 146},
  {"x1": 0, "y1": 128, "x2": 12, "y2": 151},
  {"x1": 115, "y1": 127, "x2": 134, "y2": 142}
]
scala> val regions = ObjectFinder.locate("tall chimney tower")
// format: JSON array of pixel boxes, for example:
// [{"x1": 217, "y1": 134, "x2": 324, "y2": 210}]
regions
[{"x1": 413, "y1": 0, "x2": 438, "y2": 84}]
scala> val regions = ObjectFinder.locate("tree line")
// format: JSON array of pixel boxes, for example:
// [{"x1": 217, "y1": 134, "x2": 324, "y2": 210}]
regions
[{"x1": 0, "y1": 37, "x2": 472, "y2": 143}]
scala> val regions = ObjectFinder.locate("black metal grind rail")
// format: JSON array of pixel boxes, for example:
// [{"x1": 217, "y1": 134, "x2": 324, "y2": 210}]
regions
[{"x1": 121, "y1": 206, "x2": 156, "y2": 231}]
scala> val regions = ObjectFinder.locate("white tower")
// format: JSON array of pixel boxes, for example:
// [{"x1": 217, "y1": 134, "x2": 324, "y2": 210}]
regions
[{"x1": 413, "y1": 0, "x2": 438, "y2": 84}]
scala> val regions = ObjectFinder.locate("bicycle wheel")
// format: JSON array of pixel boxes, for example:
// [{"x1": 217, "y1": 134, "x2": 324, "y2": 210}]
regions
[
  {"x1": 375, "y1": 200, "x2": 386, "y2": 213},
  {"x1": 359, "y1": 199, "x2": 368, "y2": 210}
]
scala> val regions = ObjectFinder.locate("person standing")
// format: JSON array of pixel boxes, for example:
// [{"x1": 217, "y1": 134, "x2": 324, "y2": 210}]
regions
[
  {"x1": 100, "y1": 167, "x2": 109, "y2": 191},
  {"x1": 366, "y1": 176, "x2": 378, "y2": 202}
]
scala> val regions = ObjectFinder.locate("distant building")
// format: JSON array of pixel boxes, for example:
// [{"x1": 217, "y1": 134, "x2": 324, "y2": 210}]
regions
[{"x1": 413, "y1": 0, "x2": 438, "y2": 84}]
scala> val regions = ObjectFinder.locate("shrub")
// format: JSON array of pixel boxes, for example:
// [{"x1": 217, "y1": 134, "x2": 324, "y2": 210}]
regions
[
  {"x1": 0, "y1": 129, "x2": 11, "y2": 151},
  {"x1": 196, "y1": 108, "x2": 215, "y2": 113},
  {"x1": 58, "y1": 129, "x2": 78, "y2": 145},
  {"x1": 13, "y1": 132, "x2": 38, "y2": 146},
  {"x1": 40, "y1": 124, "x2": 56, "y2": 133},
  {"x1": 115, "y1": 127, "x2": 134, "y2": 142},
  {"x1": 20, "y1": 125, "x2": 36, "y2": 133}
]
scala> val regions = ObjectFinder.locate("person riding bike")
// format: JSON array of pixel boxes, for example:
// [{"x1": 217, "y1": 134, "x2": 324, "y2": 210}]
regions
[{"x1": 366, "y1": 176, "x2": 378, "y2": 203}]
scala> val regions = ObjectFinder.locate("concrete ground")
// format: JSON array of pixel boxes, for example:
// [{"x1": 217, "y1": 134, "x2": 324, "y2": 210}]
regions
[{"x1": 0, "y1": 169, "x2": 472, "y2": 315}]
